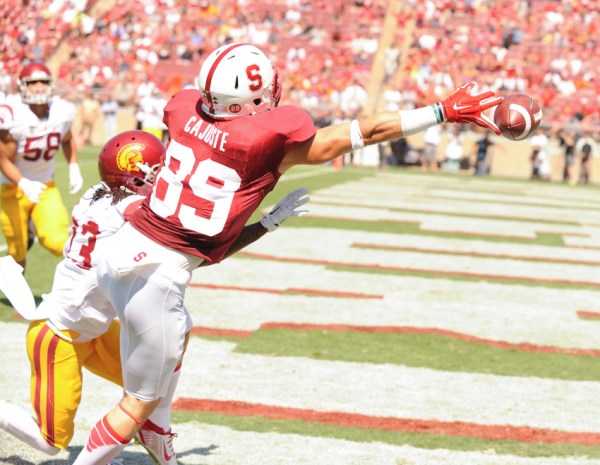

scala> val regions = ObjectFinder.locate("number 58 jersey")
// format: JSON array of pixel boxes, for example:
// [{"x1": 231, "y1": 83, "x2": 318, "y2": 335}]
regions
[
  {"x1": 40, "y1": 185, "x2": 143, "y2": 342},
  {"x1": 0, "y1": 94, "x2": 75, "y2": 184}
]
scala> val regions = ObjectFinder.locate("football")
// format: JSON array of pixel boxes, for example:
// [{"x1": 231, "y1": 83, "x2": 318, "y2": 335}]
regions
[{"x1": 493, "y1": 93, "x2": 543, "y2": 141}]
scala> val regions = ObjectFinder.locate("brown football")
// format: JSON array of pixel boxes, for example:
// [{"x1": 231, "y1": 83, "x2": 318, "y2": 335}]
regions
[{"x1": 493, "y1": 93, "x2": 543, "y2": 141}]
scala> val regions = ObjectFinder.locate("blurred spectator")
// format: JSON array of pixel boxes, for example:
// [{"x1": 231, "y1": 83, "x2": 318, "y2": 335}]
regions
[
  {"x1": 139, "y1": 88, "x2": 167, "y2": 142},
  {"x1": 78, "y1": 91, "x2": 102, "y2": 147},
  {"x1": 444, "y1": 126, "x2": 464, "y2": 173},
  {"x1": 474, "y1": 131, "x2": 495, "y2": 176},
  {"x1": 576, "y1": 132, "x2": 596, "y2": 185},
  {"x1": 422, "y1": 124, "x2": 441, "y2": 172},
  {"x1": 530, "y1": 127, "x2": 550, "y2": 181},
  {"x1": 0, "y1": 66, "x2": 12, "y2": 100},
  {"x1": 101, "y1": 94, "x2": 119, "y2": 140},
  {"x1": 557, "y1": 128, "x2": 579, "y2": 183},
  {"x1": 389, "y1": 138, "x2": 418, "y2": 167}
]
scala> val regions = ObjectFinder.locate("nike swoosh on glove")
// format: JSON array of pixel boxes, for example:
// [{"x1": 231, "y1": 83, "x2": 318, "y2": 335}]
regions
[
  {"x1": 260, "y1": 187, "x2": 310, "y2": 232},
  {"x1": 440, "y1": 82, "x2": 503, "y2": 135}
]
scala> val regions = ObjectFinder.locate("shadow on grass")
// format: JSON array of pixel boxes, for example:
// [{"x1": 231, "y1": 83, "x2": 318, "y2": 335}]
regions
[{"x1": 0, "y1": 443, "x2": 219, "y2": 465}]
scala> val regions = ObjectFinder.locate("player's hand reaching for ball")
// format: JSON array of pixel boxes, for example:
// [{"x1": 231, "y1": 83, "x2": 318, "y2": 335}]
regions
[{"x1": 440, "y1": 83, "x2": 503, "y2": 135}]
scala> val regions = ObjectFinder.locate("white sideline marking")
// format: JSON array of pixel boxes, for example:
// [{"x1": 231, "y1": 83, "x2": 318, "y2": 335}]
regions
[
  {"x1": 188, "y1": 258, "x2": 600, "y2": 349},
  {"x1": 176, "y1": 338, "x2": 600, "y2": 433}
]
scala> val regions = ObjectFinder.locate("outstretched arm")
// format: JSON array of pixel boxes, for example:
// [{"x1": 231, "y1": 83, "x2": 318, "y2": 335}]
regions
[{"x1": 280, "y1": 83, "x2": 502, "y2": 171}]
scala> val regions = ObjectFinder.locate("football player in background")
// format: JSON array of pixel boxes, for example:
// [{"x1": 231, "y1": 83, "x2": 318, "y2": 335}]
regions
[
  {"x1": 73, "y1": 42, "x2": 503, "y2": 465},
  {"x1": 0, "y1": 62, "x2": 83, "y2": 271},
  {"x1": 0, "y1": 130, "x2": 309, "y2": 465}
]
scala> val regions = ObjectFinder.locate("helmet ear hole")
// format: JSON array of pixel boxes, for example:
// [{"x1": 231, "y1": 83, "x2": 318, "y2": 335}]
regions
[{"x1": 253, "y1": 98, "x2": 262, "y2": 106}]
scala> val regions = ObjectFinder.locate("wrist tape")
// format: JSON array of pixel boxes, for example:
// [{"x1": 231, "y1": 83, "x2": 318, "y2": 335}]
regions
[
  {"x1": 399, "y1": 105, "x2": 442, "y2": 136},
  {"x1": 350, "y1": 119, "x2": 365, "y2": 150}
]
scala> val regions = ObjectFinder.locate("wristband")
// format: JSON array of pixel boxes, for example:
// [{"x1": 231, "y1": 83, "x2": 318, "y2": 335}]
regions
[
  {"x1": 350, "y1": 119, "x2": 365, "y2": 150},
  {"x1": 399, "y1": 105, "x2": 441, "y2": 137},
  {"x1": 432, "y1": 102, "x2": 445, "y2": 123}
]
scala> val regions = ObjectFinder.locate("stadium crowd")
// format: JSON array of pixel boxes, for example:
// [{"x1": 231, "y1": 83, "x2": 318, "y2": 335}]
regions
[{"x1": 1, "y1": 0, "x2": 598, "y2": 171}]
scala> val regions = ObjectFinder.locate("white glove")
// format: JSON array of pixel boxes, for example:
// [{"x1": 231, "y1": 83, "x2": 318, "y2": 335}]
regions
[
  {"x1": 18, "y1": 178, "x2": 47, "y2": 204},
  {"x1": 260, "y1": 187, "x2": 310, "y2": 232},
  {"x1": 69, "y1": 163, "x2": 83, "y2": 194}
]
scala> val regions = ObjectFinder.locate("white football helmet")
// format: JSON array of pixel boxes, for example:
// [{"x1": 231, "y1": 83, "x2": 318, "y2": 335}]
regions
[
  {"x1": 18, "y1": 62, "x2": 53, "y2": 105},
  {"x1": 196, "y1": 43, "x2": 282, "y2": 120}
]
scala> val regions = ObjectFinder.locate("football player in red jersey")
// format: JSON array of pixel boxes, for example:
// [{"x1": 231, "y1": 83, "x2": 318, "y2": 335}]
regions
[
  {"x1": 0, "y1": 62, "x2": 83, "y2": 270},
  {"x1": 73, "y1": 43, "x2": 503, "y2": 465},
  {"x1": 0, "y1": 130, "x2": 308, "y2": 465}
]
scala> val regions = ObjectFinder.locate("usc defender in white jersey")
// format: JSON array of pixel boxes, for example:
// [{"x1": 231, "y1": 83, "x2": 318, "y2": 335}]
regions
[
  {"x1": 0, "y1": 129, "x2": 310, "y2": 464},
  {"x1": 0, "y1": 131, "x2": 164, "y2": 458},
  {"x1": 0, "y1": 62, "x2": 83, "y2": 270}
]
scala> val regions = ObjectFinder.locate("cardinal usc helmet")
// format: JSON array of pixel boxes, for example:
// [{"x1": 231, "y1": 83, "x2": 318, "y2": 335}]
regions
[
  {"x1": 18, "y1": 62, "x2": 53, "y2": 105},
  {"x1": 98, "y1": 130, "x2": 164, "y2": 196},
  {"x1": 196, "y1": 42, "x2": 282, "y2": 120}
]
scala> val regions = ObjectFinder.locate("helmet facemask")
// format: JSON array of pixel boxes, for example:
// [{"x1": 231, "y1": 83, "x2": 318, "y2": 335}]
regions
[
  {"x1": 126, "y1": 161, "x2": 160, "y2": 196},
  {"x1": 98, "y1": 130, "x2": 165, "y2": 197}
]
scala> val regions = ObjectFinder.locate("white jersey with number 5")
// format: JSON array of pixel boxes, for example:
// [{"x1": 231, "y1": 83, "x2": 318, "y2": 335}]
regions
[
  {"x1": 0, "y1": 94, "x2": 75, "y2": 184},
  {"x1": 41, "y1": 185, "x2": 143, "y2": 342}
]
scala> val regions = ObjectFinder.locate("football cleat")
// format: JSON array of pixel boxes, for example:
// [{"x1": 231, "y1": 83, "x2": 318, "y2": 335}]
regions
[{"x1": 136, "y1": 419, "x2": 177, "y2": 465}]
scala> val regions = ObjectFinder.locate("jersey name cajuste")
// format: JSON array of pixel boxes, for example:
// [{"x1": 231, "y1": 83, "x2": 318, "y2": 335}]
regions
[
  {"x1": 131, "y1": 89, "x2": 317, "y2": 263},
  {"x1": 0, "y1": 95, "x2": 75, "y2": 184}
]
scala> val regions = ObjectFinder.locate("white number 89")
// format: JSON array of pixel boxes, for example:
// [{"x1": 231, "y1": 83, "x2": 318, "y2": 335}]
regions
[{"x1": 149, "y1": 140, "x2": 241, "y2": 236}]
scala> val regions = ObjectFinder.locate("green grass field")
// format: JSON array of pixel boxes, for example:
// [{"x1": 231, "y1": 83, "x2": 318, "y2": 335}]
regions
[{"x1": 2, "y1": 147, "x2": 600, "y2": 464}]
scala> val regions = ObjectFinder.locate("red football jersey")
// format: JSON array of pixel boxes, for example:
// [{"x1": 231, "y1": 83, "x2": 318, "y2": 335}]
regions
[{"x1": 131, "y1": 89, "x2": 316, "y2": 263}]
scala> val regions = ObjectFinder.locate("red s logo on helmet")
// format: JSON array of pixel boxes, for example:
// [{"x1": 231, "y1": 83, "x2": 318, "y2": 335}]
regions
[{"x1": 246, "y1": 64, "x2": 263, "y2": 92}]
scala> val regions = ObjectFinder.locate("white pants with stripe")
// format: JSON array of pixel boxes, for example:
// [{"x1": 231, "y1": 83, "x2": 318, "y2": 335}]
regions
[{"x1": 96, "y1": 223, "x2": 199, "y2": 401}]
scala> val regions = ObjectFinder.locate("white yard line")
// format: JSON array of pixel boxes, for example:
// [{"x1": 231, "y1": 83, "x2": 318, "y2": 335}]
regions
[
  {"x1": 238, "y1": 228, "x2": 600, "y2": 284},
  {"x1": 176, "y1": 338, "x2": 600, "y2": 433},
  {"x1": 157, "y1": 424, "x2": 600, "y2": 465},
  {"x1": 188, "y1": 257, "x2": 600, "y2": 349},
  {"x1": 311, "y1": 188, "x2": 600, "y2": 225}
]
